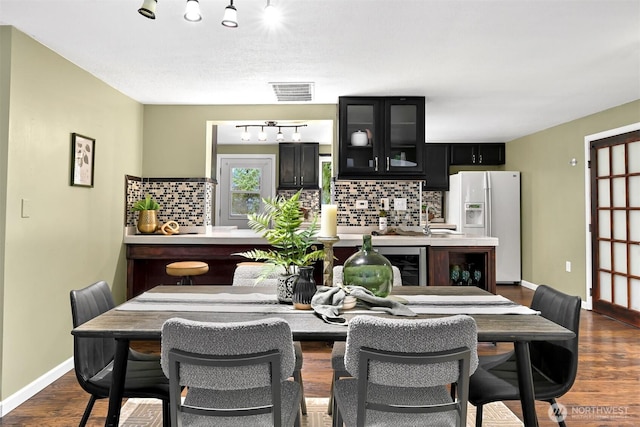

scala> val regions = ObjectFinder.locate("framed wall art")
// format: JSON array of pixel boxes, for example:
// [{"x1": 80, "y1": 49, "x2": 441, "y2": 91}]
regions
[{"x1": 70, "y1": 133, "x2": 95, "y2": 187}]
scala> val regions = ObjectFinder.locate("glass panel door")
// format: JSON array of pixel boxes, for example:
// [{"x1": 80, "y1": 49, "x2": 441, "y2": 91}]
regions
[{"x1": 340, "y1": 99, "x2": 379, "y2": 175}]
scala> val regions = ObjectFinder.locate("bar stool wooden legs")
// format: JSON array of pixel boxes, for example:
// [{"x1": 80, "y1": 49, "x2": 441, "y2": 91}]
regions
[{"x1": 165, "y1": 261, "x2": 209, "y2": 285}]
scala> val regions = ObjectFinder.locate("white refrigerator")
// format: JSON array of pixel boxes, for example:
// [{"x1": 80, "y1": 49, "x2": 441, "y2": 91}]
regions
[{"x1": 445, "y1": 171, "x2": 521, "y2": 284}]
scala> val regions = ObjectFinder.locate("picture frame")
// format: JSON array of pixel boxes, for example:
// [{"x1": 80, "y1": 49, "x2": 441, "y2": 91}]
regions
[{"x1": 70, "y1": 133, "x2": 95, "y2": 187}]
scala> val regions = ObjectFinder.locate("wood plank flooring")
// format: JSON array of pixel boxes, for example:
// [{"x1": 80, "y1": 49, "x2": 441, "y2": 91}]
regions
[{"x1": 1, "y1": 285, "x2": 638, "y2": 426}]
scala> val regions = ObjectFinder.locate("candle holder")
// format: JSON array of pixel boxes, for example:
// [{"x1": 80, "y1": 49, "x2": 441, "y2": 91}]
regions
[{"x1": 317, "y1": 236, "x2": 340, "y2": 287}]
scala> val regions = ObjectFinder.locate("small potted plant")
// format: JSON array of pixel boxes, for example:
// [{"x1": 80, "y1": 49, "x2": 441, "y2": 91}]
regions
[
  {"x1": 235, "y1": 190, "x2": 324, "y2": 304},
  {"x1": 131, "y1": 194, "x2": 161, "y2": 234}
]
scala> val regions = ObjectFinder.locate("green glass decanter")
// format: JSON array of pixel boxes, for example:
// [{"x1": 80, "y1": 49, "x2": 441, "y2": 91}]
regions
[{"x1": 342, "y1": 234, "x2": 393, "y2": 297}]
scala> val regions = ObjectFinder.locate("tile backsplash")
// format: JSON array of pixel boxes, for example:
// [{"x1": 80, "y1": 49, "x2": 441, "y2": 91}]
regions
[
  {"x1": 126, "y1": 176, "x2": 214, "y2": 227},
  {"x1": 332, "y1": 179, "x2": 442, "y2": 228},
  {"x1": 125, "y1": 175, "x2": 442, "y2": 229}
]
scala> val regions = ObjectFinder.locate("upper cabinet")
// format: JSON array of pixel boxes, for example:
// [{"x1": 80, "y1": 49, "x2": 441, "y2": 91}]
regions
[
  {"x1": 449, "y1": 143, "x2": 505, "y2": 166},
  {"x1": 338, "y1": 96, "x2": 425, "y2": 179},
  {"x1": 278, "y1": 142, "x2": 319, "y2": 189},
  {"x1": 423, "y1": 143, "x2": 450, "y2": 191}
]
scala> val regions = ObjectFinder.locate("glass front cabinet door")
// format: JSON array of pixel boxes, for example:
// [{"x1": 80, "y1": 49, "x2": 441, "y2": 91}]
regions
[{"x1": 339, "y1": 96, "x2": 425, "y2": 179}]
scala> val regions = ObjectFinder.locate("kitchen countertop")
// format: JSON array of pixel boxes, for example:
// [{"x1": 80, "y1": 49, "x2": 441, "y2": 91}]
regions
[{"x1": 123, "y1": 226, "x2": 498, "y2": 247}]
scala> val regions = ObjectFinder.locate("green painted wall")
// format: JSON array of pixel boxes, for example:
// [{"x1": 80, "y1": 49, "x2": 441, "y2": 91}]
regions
[
  {"x1": 142, "y1": 105, "x2": 337, "y2": 177},
  {"x1": 0, "y1": 27, "x2": 143, "y2": 399},
  {"x1": 506, "y1": 100, "x2": 640, "y2": 299}
]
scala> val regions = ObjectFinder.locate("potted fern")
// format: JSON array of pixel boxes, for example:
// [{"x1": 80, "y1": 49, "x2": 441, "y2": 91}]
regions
[
  {"x1": 235, "y1": 190, "x2": 324, "y2": 303},
  {"x1": 131, "y1": 194, "x2": 161, "y2": 234}
]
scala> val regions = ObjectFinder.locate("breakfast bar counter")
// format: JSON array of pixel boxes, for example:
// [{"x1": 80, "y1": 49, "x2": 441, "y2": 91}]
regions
[{"x1": 124, "y1": 227, "x2": 498, "y2": 299}]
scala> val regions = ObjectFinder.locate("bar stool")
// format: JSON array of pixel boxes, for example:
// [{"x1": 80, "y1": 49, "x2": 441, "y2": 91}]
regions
[{"x1": 166, "y1": 261, "x2": 209, "y2": 285}]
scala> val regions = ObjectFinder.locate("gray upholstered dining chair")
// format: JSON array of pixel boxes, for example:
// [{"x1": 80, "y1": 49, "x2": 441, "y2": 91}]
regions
[
  {"x1": 232, "y1": 262, "x2": 307, "y2": 415},
  {"x1": 328, "y1": 264, "x2": 402, "y2": 419},
  {"x1": 332, "y1": 314, "x2": 478, "y2": 427},
  {"x1": 70, "y1": 280, "x2": 170, "y2": 427},
  {"x1": 161, "y1": 317, "x2": 301, "y2": 427},
  {"x1": 468, "y1": 284, "x2": 581, "y2": 427}
]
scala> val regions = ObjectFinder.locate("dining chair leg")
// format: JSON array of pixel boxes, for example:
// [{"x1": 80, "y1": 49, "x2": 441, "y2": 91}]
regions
[
  {"x1": 547, "y1": 398, "x2": 567, "y2": 427},
  {"x1": 79, "y1": 395, "x2": 96, "y2": 427},
  {"x1": 293, "y1": 369, "x2": 307, "y2": 415},
  {"x1": 161, "y1": 398, "x2": 170, "y2": 427},
  {"x1": 475, "y1": 404, "x2": 483, "y2": 427}
]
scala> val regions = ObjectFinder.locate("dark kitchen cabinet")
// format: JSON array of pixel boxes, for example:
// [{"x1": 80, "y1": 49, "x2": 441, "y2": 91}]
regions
[
  {"x1": 423, "y1": 143, "x2": 450, "y2": 190},
  {"x1": 338, "y1": 96, "x2": 425, "y2": 179},
  {"x1": 278, "y1": 142, "x2": 319, "y2": 189},
  {"x1": 427, "y1": 246, "x2": 496, "y2": 294},
  {"x1": 449, "y1": 143, "x2": 505, "y2": 165}
]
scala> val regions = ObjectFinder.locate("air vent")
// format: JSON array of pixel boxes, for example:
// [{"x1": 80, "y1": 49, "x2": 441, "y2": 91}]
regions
[{"x1": 269, "y1": 82, "x2": 314, "y2": 102}]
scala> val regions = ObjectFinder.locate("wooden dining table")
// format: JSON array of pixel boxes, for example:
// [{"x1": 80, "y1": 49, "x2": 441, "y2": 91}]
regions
[{"x1": 71, "y1": 285, "x2": 575, "y2": 427}]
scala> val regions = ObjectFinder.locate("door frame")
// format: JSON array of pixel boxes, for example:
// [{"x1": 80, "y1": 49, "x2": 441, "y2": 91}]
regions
[
  {"x1": 584, "y1": 122, "x2": 640, "y2": 310},
  {"x1": 215, "y1": 154, "x2": 276, "y2": 227}
]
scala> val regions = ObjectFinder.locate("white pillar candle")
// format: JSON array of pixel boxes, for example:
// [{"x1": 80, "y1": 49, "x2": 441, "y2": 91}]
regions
[{"x1": 320, "y1": 204, "x2": 338, "y2": 237}]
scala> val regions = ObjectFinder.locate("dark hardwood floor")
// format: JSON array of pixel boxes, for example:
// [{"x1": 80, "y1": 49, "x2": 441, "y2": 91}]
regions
[{"x1": 1, "y1": 285, "x2": 638, "y2": 426}]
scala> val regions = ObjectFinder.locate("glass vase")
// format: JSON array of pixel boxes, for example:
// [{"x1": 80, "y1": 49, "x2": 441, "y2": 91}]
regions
[
  {"x1": 342, "y1": 234, "x2": 393, "y2": 297},
  {"x1": 292, "y1": 266, "x2": 316, "y2": 310}
]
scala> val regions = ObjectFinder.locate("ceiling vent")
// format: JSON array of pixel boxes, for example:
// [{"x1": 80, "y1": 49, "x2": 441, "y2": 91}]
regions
[{"x1": 269, "y1": 82, "x2": 314, "y2": 102}]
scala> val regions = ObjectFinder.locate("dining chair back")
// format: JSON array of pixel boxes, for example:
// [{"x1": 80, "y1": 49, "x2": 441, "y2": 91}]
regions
[
  {"x1": 70, "y1": 281, "x2": 170, "y2": 427},
  {"x1": 468, "y1": 284, "x2": 581, "y2": 427},
  {"x1": 161, "y1": 317, "x2": 301, "y2": 426},
  {"x1": 333, "y1": 314, "x2": 478, "y2": 427},
  {"x1": 232, "y1": 262, "x2": 308, "y2": 415}
]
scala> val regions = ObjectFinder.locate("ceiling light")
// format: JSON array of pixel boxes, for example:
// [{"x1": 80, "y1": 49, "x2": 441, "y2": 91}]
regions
[
  {"x1": 222, "y1": 0, "x2": 238, "y2": 28},
  {"x1": 258, "y1": 127, "x2": 267, "y2": 142},
  {"x1": 138, "y1": 0, "x2": 157, "y2": 19},
  {"x1": 292, "y1": 127, "x2": 301, "y2": 142},
  {"x1": 264, "y1": 0, "x2": 280, "y2": 26},
  {"x1": 184, "y1": 0, "x2": 202, "y2": 22},
  {"x1": 236, "y1": 122, "x2": 307, "y2": 142},
  {"x1": 240, "y1": 126, "x2": 251, "y2": 141}
]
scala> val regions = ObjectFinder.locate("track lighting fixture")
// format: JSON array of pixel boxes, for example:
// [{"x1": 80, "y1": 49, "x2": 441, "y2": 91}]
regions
[
  {"x1": 222, "y1": 0, "x2": 238, "y2": 28},
  {"x1": 236, "y1": 122, "x2": 307, "y2": 143},
  {"x1": 138, "y1": 0, "x2": 157, "y2": 19},
  {"x1": 138, "y1": 0, "x2": 281, "y2": 27},
  {"x1": 184, "y1": 0, "x2": 202, "y2": 22}
]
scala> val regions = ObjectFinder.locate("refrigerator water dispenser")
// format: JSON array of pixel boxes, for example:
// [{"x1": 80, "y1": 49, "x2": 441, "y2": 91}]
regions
[{"x1": 464, "y1": 203, "x2": 484, "y2": 228}]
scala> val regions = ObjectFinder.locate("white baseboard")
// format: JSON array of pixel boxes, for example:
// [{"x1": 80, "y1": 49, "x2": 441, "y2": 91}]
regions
[
  {"x1": 0, "y1": 357, "x2": 74, "y2": 417},
  {"x1": 517, "y1": 280, "x2": 589, "y2": 310},
  {"x1": 520, "y1": 280, "x2": 538, "y2": 291}
]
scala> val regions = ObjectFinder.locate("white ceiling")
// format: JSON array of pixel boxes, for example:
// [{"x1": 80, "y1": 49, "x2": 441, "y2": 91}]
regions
[{"x1": 1, "y1": 0, "x2": 639, "y2": 143}]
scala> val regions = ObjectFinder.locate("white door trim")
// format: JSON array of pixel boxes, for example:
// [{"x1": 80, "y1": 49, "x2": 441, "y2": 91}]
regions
[{"x1": 584, "y1": 122, "x2": 640, "y2": 310}]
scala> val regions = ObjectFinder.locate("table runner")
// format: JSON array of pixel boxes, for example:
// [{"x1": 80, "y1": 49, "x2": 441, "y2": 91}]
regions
[{"x1": 116, "y1": 291, "x2": 538, "y2": 315}]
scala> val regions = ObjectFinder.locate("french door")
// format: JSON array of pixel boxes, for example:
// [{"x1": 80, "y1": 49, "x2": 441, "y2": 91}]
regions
[
  {"x1": 590, "y1": 129, "x2": 640, "y2": 327},
  {"x1": 216, "y1": 155, "x2": 275, "y2": 228}
]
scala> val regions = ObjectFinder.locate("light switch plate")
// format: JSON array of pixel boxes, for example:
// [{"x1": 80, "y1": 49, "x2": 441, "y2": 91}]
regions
[
  {"x1": 394, "y1": 198, "x2": 407, "y2": 211},
  {"x1": 21, "y1": 198, "x2": 31, "y2": 218}
]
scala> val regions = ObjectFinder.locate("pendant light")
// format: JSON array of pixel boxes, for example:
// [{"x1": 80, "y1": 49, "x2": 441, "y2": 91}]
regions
[
  {"x1": 258, "y1": 127, "x2": 267, "y2": 142},
  {"x1": 184, "y1": 0, "x2": 202, "y2": 22},
  {"x1": 276, "y1": 127, "x2": 285, "y2": 142},
  {"x1": 138, "y1": 0, "x2": 157, "y2": 19},
  {"x1": 292, "y1": 126, "x2": 301, "y2": 142},
  {"x1": 222, "y1": 0, "x2": 238, "y2": 28},
  {"x1": 240, "y1": 126, "x2": 251, "y2": 141}
]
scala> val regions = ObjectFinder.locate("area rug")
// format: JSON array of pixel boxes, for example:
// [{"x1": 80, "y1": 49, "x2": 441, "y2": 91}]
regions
[{"x1": 119, "y1": 397, "x2": 523, "y2": 426}]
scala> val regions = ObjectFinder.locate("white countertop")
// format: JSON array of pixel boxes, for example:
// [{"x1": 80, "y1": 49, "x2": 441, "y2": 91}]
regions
[{"x1": 123, "y1": 226, "x2": 498, "y2": 247}]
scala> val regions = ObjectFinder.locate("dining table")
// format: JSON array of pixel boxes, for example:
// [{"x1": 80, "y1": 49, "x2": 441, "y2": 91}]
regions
[{"x1": 71, "y1": 285, "x2": 575, "y2": 427}]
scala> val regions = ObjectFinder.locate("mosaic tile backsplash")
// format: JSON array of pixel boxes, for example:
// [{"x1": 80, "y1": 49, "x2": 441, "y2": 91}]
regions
[
  {"x1": 126, "y1": 176, "x2": 214, "y2": 227},
  {"x1": 332, "y1": 180, "x2": 442, "y2": 228}
]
